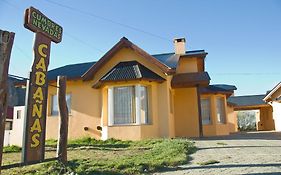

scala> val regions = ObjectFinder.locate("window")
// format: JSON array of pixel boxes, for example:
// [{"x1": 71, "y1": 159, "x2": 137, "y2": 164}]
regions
[
  {"x1": 140, "y1": 86, "x2": 148, "y2": 124},
  {"x1": 51, "y1": 94, "x2": 72, "y2": 116},
  {"x1": 5, "y1": 121, "x2": 12, "y2": 130},
  {"x1": 216, "y1": 97, "x2": 226, "y2": 123},
  {"x1": 109, "y1": 85, "x2": 149, "y2": 125},
  {"x1": 201, "y1": 98, "x2": 211, "y2": 124},
  {"x1": 16, "y1": 110, "x2": 21, "y2": 119},
  {"x1": 113, "y1": 86, "x2": 135, "y2": 124}
]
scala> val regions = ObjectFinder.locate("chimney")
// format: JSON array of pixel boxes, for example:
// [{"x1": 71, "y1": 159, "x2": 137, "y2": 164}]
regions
[{"x1": 173, "y1": 38, "x2": 186, "y2": 55}]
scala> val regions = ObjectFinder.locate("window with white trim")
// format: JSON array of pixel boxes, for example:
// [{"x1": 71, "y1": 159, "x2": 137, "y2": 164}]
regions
[
  {"x1": 201, "y1": 98, "x2": 211, "y2": 125},
  {"x1": 113, "y1": 86, "x2": 135, "y2": 124},
  {"x1": 216, "y1": 97, "x2": 226, "y2": 123},
  {"x1": 108, "y1": 85, "x2": 149, "y2": 125},
  {"x1": 140, "y1": 86, "x2": 148, "y2": 124},
  {"x1": 51, "y1": 94, "x2": 72, "y2": 116}
]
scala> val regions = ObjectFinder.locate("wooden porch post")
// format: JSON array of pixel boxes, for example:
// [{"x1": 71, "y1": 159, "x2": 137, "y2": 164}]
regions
[
  {"x1": 0, "y1": 30, "x2": 15, "y2": 173},
  {"x1": 56, "y1": 76, "x2": 68, "y2": 164},
  {"x1": 197, "y1": 85, "x2": 203, "y2": 137}
]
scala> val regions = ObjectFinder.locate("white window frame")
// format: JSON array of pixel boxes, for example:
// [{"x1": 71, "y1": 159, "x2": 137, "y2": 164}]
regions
[
  {"x1": 108, "y1": 85, "x2": 149, "y2": 126},
  {"x1": 216, "y1": 96, "x2": 226, "y2": 124},
  {"x1": 51, "y1": 93, "x2": 72, "y2": 116},
  {"x1": 201, "y1": 98, "x2": 211, "y2": 125}
]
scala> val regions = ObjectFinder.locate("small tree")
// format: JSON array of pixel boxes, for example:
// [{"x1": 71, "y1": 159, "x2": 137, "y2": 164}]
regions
[{"x1": 237, "y1": 110, "x2": 257, "y2": 131}]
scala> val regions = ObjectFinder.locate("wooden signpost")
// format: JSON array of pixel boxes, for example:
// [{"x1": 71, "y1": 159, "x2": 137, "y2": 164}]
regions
[
  {"x1": 56, "y1": 76, "x2": 69, "y2": 164},
  {"x1": 22, "y1": 6, "x2": 63, "y2": 164},
  {"x1": 0, "y1": 30, "x2": 15, "y2": 173}
]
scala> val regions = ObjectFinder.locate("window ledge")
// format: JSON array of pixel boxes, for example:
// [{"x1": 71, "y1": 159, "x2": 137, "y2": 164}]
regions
[{"x1": 109, "y1": 123, "x2": 152, "y2": 127}]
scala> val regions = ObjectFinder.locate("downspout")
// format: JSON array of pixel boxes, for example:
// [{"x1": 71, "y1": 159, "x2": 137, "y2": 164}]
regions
[{"x1": 196, "y1": 85, "x2": 203, "y2": 138}]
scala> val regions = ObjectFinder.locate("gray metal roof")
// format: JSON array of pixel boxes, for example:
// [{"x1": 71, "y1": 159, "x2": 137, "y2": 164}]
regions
[
  {"x1": 45, "y1": 50, "x2": 206, "y2": 81},
  {"x1": 47, "y1": 61, "x2": 96, "y2": 81},
  {"x1": 101, "y1": 61, "x2": 165, "y2": 82},
  {"x1": 152, "y1": 50, "x2": 207, "y2": 68},
  {"x1": 200, "y1": 84, "x2": 237, "y2": 94},
  {"x1": 227, "y1": 94, "x2": 267, "y2": 107}
]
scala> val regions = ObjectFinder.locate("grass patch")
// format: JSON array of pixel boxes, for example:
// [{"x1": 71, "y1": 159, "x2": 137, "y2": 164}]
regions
[
  {"x1": 3, "y1": 145, "x2": 21, "y2": 153},
  {"x1": 216, "y1": 142, "x2": 228, "y2": 146},
  {"x1": 2, "y1": 138, "x2": 196, "y2": 175},
  {"x1": 198, "y1": 160, "x2": 220, "y2": 166}
]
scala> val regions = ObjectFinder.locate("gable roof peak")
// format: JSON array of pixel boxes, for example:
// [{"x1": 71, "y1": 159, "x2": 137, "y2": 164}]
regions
[
  {"x1": 121, "y1": 36, "x2": 128, "y2": 41},
  {"x1": 82, "y1": 37, "x2": 172, "y2": 81}
]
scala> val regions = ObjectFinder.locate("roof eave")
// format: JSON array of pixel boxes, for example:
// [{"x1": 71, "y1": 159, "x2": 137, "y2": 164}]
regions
[{"x1": 263, "y1": 82, "x2": 281, "y2": 102}]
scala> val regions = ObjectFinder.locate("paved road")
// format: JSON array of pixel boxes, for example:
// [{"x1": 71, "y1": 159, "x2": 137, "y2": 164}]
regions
[{"x1": 156, "y1": 131, "x2": 281, "y2": 175}]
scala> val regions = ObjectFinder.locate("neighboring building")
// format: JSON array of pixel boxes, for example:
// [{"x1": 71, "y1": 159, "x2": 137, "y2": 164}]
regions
[
  {"x1": 228, "y1": 94, "x2": 275, "y2": 131},
  {"x1": 5, "y1": 75, "x2": 26, "y2": 130},
  {"x1": 263, "y1": 82, "x2": 281, "y2": 131},
  {"x1": 11, "y1": 37, "x2": 238, "y2": 143},
  {"x1": 228, "y1": 82, "x2": 281, "y2": 132},
  {"x1": 4, "y1": 76, "x2": 26, "y2": 146}
]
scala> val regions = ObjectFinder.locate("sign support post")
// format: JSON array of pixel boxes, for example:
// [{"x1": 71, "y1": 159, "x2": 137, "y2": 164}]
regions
[
  {"x1": 22, "y1": 6, "x2": 63, "y2": 164},
  {"x1": 56, "y1": 76, "x2": 69, "y2": 164}
]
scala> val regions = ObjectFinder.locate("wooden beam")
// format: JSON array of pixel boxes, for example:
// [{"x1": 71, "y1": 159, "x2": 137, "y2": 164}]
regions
[
  {"x1": 0, "y1": 30, "x2": 14, "y2": 173},
  {"x1": 196, "y1": 85, "x2": 203, "y2": 137},
  {"x1": 56, "y1": 76, "x2": 68, "y2": 164}
]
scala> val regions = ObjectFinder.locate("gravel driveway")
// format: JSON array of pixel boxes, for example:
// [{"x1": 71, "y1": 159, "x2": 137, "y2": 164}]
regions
[{"x1": 155, "y1": 131, "x2": 281, "y2": 175}]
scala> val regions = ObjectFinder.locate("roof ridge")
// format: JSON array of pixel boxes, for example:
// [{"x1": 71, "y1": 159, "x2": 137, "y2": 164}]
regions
[{"x1": 230, "y1": 94, "x2": 266, "y2": 98}]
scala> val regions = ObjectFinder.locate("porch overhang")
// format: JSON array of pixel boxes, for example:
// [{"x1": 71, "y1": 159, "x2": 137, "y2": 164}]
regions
[
  {"x1": 171, "y1": 72, "x2": 210, "y2": 88},
  {"x1": 232, "y1": 104, "x2": 271, "y2": 111}
]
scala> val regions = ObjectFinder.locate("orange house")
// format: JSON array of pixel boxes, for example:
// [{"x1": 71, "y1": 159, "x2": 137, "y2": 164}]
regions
[{"x1": 42, "y1": 37, "x2": 237, "y2": 140}]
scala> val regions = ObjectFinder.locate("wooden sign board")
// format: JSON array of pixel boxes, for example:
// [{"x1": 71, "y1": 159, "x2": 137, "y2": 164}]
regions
[
  {"x1": 22, "y1": 6, "x2": 62, "y2": 164},
  {"x1": 24, "y1": 6, "x2": 63, "y2": 43}
]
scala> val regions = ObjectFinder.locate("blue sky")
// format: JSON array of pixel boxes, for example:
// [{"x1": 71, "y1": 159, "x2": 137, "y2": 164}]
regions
[{"x1": 0, "y1": 0, "x2": 280, "y2": 95}]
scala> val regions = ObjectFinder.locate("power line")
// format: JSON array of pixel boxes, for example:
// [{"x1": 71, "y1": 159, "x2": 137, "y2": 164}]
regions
[
  {"x1": 44, "y1": 0, "x2": 172, "y2": 42},
  {"x1": 64, "y1": 32, "x2": 105, "y2": 53},
  {"x1": 211, "y1": 73, "x2": 281, "y2": 76},
  {"x1": 2, "y1": 0, "x2": 21, "y2": 10},
  {"x1": 2, "y1": 0, "x2": 105, "y2": 54},
  {"x1": 14, "y1": 44, "x2": 32, "y2": 60}
]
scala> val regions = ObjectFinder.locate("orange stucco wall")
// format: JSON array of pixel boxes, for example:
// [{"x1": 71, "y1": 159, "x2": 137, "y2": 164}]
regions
[
  {"x1": 257, "y1": 106, "x2": 275, "y2": 131},
  {"x1": 90, "y1": 47, "x2": 173, "y2": 140},
  {"x1": 201, "y1": 94, "x2": 233, "y2": 136},
  {"x1": 176, "y1": 57, "x2": 198, "y2": 73},
  {"x1": 46, "y1": 80, "x2": 102, "y2": 139},
  {"x1": 173, "y1": 87, "x2": 200, "y2": 137},
  {"x1": 227, "y1": 105, "x2": 238, "y2": 133}
]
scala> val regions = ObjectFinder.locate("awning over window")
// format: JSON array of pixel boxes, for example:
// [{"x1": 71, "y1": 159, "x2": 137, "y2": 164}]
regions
[
  {"x1": 93, "y1": 61, "x2": 165, "y2": 88},
  {"x1": 171, "y1": 72, "x2": 210, "y2": 88}
]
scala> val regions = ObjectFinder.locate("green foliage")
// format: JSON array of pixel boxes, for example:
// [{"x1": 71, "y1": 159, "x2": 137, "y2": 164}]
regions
[
  {"x1": 3, "y1": 138, "x2": 196, "y2": 175},
  {"x1": 45, "y1": 139, "x2": 57, "y2": 146},
  {"x1": 67, "y1": 137, "x2": 132, "y2": 149},
  {"x1": 237, "y1": 110, "x2": 257, "y2": 131},
  {"x1": 198, "y1": 160, "x2": 220, "y2": 165},
  {"x1": 3, "y1": 145, "x2": 21, "y2": 153}
]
